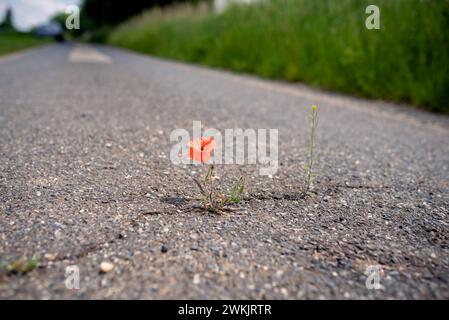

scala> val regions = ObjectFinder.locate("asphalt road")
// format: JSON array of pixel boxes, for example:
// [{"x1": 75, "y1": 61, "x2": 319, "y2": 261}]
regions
[{"x1": 1, "y1": 43, "x2": 448, "y2": 299}]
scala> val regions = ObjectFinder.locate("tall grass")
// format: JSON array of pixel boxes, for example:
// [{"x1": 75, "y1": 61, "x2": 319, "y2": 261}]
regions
[{"x1": 109, "y1": 0, "x2": 449, "y2": 113}]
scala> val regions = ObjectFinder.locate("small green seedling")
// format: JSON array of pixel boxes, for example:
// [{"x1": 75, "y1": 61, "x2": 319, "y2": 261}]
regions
[
  {"x1": 228, "y1": 176, "x2": 245, "y2": 204},
  {"x1": 6, "y1": 259, "x2": 38, "y2": 275}
]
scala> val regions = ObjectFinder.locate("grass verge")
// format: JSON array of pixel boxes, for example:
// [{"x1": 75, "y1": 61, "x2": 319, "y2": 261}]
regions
[
  {"x1": 0, "y1": 32, "x2": 51, "y2": 56},
  {"x1": 108, "y1": 0, "x2": 449, "y2": 113}
]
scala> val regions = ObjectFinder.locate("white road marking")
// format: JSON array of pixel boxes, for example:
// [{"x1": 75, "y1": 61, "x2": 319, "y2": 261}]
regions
[{"x1": 68, "y1": 44, "x2": 112, "y2": 64}]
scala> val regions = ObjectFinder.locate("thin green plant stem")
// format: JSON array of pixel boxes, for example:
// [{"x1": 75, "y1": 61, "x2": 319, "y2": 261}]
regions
[{"x1": 302, "y1": 105, "x2": 318, "y2": 197}]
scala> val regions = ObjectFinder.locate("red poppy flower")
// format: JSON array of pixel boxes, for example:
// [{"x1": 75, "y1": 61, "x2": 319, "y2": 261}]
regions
[{"x1": 189, "y1": 136, "x2": 216, "y2": 163}]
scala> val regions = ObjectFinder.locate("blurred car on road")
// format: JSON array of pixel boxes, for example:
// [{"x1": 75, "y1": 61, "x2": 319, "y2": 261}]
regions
[{"x1": 34, "y1": 22, "x2": 64, "y2": 42}]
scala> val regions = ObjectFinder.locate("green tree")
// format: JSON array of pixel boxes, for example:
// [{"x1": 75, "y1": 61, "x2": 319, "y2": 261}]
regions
[
  {"x1": 81, "y1": 0, "x2": 192, "y2": 29},
  {"x1": 0, "y1": 6, "x2": 16, "y2": 32}
]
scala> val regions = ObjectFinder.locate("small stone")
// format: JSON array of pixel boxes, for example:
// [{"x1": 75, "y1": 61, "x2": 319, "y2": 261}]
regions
[
  {"x1": 161, "y1": 244, "x2": 168, "y2": 253},
  {"x1": 193, "y1": 274, "x2": 200, "y2": 285},
  {"x1": 44, "y1": 253, "x2": 56, "y2": 261},
  {"x1": 100, "y1": 262, "x2": 114, "y2": 273},
  {"x1": 54, "y1": 229, "x2": 63, "y2": 240},
  {"x1": 190, "y1": 233, "x2": 198, "y2": 240}
]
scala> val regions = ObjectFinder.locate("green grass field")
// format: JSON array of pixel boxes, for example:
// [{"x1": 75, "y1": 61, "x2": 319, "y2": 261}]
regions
[
  {"x1": 109, "y1": 0, "x2": 449, "y2": 113},
  {"x1": 0, "y1": 32, "x2": 51, "y2": 56}
]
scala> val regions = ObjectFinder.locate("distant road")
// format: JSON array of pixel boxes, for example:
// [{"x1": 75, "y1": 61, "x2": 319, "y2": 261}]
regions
[{"x1": 1, "y1": 43, "x2": 448, "y2": 299}]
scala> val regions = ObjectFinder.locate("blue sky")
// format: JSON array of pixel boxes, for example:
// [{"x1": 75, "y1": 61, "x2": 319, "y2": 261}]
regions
[{"x1": 0, "y1": 0, "x2": 81, "y2": 31}]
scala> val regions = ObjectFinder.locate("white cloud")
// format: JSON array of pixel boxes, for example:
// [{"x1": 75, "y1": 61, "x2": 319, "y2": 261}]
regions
[
  {"x1": 22, "y1": 0, "x2": 66, "y2": 16},
  {"x1": 0, "y1": 0, "x2": 80, "y2": 31}
]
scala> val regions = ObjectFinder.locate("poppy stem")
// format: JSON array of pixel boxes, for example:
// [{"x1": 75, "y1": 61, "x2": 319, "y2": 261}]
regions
[
  {"x1": 193, "y1": 178, "x2": 207, "y2": 197},
  {"x1": 208, "y1": 165, "x2": 215, "y2": 208}
]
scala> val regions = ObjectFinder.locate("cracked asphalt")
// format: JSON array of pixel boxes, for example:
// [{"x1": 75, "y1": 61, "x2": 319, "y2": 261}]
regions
[{"x1": 0, "y1": 43, "x2": 448, "y2": 299}]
